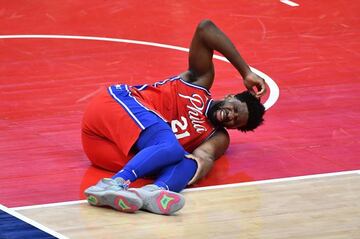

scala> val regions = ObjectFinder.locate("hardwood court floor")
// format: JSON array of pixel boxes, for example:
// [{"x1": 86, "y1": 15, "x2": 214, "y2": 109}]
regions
[{"x1": 17, "y1": 173, "x2": 360, "y2": 239}]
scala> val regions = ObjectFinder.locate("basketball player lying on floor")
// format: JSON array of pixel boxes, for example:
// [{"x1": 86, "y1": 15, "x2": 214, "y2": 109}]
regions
[{"x1": 82, "y1": 19, "x2": 266, "y2": 215}]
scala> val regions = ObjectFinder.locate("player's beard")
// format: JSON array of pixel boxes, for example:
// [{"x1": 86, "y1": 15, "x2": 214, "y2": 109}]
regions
[{"x1": 207, "y1": 100, "x2": 225, "y2": 127}]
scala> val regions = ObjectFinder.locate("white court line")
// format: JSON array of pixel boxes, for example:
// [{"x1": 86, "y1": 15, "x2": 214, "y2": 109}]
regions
[
  {"x1": 13, "y1": 200, "x2": 88, "y2": 211},
  {"x1": 13, "y1": 169, "x2": 360, "y2": 211},
  {"x1": 0, "y1": 34, "x2": 279, "y2": 110},
  {"x1": 0, "y1": 204, "x2": 69, "y2": 239},
  {"x1": 185, "y1": 169, "x2": 360, "y2": 192},
  {"x1": 280, "y1": 0, "x2": 299, "y2": 7}
]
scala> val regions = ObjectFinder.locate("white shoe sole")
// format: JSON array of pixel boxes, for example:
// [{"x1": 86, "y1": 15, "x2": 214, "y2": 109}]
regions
[
  {"x1": 85, "y1": 188, "x2": 143, "y2": 213},
  {"x1": 129, "y1": 189, "x2": 185, "y2": 215}
]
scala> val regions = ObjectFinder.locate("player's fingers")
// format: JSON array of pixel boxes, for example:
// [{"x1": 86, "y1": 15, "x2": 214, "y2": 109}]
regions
[
  {"x1": 185, "y1": 154, "x2": 198, "y2": 160},
  {"x1": 256, "y1": 82, "x2": 266, "y2": 97},
  {"x1": 186, "y1": 155, "x2": 201, "y2": 185},
  {"x1": 247, "y1": 87, "x2": 256, "y2": 96},
  {"x1": 256, "y1": 84, "x2": 262, "y2": 91},
  {"x1": 256, "y1": 89, "x2": 264, "y2": 97}
]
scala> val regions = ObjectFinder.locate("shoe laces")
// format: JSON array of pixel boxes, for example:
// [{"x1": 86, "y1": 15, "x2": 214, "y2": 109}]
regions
[
  {"x1": 119, "y1": 180, "x2": 130, "y2": 190},
  {"x1": 113, "y1": 178, "x2": 130, "y2": 190},
  {"x1": 102, "y1": 178, "x2": 130, "y2": 191}
]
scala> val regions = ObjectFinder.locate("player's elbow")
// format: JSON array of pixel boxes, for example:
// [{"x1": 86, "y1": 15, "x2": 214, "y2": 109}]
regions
[{"x1": 197, "y1": 19, "x2": 216, "y2": 32}]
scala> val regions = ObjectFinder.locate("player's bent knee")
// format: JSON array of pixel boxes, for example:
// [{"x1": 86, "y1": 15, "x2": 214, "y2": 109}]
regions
[{"x1": 161, "y1": 141, "x2": 185, "y2": 162}]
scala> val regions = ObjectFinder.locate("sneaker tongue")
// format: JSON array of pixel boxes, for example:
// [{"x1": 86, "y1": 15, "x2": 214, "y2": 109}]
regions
[{"x1": 114, "y1": 177, "x2": 130, "y2": 189}]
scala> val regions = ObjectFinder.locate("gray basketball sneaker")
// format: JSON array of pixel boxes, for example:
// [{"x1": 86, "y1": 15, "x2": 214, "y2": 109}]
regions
[
  {"x1": 84, "y1": 177, "x2": 143, "y2": 213},
  {"x1": 129, "y1": 184, "x2": 185, "y2": 215}
]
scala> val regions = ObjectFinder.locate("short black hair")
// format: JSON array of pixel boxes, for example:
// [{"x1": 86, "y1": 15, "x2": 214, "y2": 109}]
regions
[{"x1": 235, "y1": 91, "x2": 265, "y2": 132}]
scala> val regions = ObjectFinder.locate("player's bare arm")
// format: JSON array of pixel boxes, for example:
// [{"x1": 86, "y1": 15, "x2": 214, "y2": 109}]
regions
[
  {"x1": 187, "y1": 128, "x2": 230, "y2": 185},
  {"x1": 180, "y1": 19, "x2": 266, "y2": 98},
  {"x1": 180, "y1": 20, "x2": 267, "y2": 183}
]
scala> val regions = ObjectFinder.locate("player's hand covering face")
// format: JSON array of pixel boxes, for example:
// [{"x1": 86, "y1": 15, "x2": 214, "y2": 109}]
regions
[{"x1": 208, "y1": 95, "x2": 249, "y2": 129}]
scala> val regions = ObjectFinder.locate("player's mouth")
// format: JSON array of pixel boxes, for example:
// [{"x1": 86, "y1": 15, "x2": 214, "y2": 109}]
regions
[{"x1": 216, "y1": 109, "x2": 228, "y2": 122}]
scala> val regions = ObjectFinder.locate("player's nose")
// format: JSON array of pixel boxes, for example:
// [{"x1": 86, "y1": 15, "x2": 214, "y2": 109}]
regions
[
  {"x1": 232, "y1": 111, "x2": 239, "y2": 121},
  {"x1": 228, "y1": 111, "x2": 237, "y2": 121}
]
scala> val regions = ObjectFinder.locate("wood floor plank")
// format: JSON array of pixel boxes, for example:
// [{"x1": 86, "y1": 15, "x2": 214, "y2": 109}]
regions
[{"x1": 16, "y1": 174, "x2": 360, "y2": 238}]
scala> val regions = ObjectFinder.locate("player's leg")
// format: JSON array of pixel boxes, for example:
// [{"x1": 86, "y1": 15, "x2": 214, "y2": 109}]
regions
[
  {"x1": 109, "y1": 119, "x2": 197, "y2": 215},
  {"x1": 112, "y1": 119, "x2": 185, "y2": 182},
  {"x1": 83, "y1": 115, "x2": 188, "y2": 214},
  {"x1": 85, "y1": 121, "x2": 189, "y2": 214},
  {"x1": 154, "y1": 157, "x2": 197, "y2": 192},
  {"x1": 129, "y1": 158, "x2": 197, "y2": 214}
]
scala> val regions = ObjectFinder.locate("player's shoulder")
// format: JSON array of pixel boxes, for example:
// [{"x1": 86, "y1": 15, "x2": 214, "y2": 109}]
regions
[
  {"x1": 179, "y1": 69, "x2": 214, "y2": 91},
  {"x1": 177, "y1": 71, "x2": 212, "y2": 95}
]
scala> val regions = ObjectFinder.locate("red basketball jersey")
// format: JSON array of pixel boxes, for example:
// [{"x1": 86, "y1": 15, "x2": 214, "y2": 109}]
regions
[{"x1": 130, "y1": 76, "x2": 216, "y2": 152}]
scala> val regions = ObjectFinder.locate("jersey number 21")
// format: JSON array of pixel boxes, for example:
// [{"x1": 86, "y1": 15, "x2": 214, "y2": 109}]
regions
[{"x1": 171, "y1": 116, "x2": 190, "y2": 139}]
